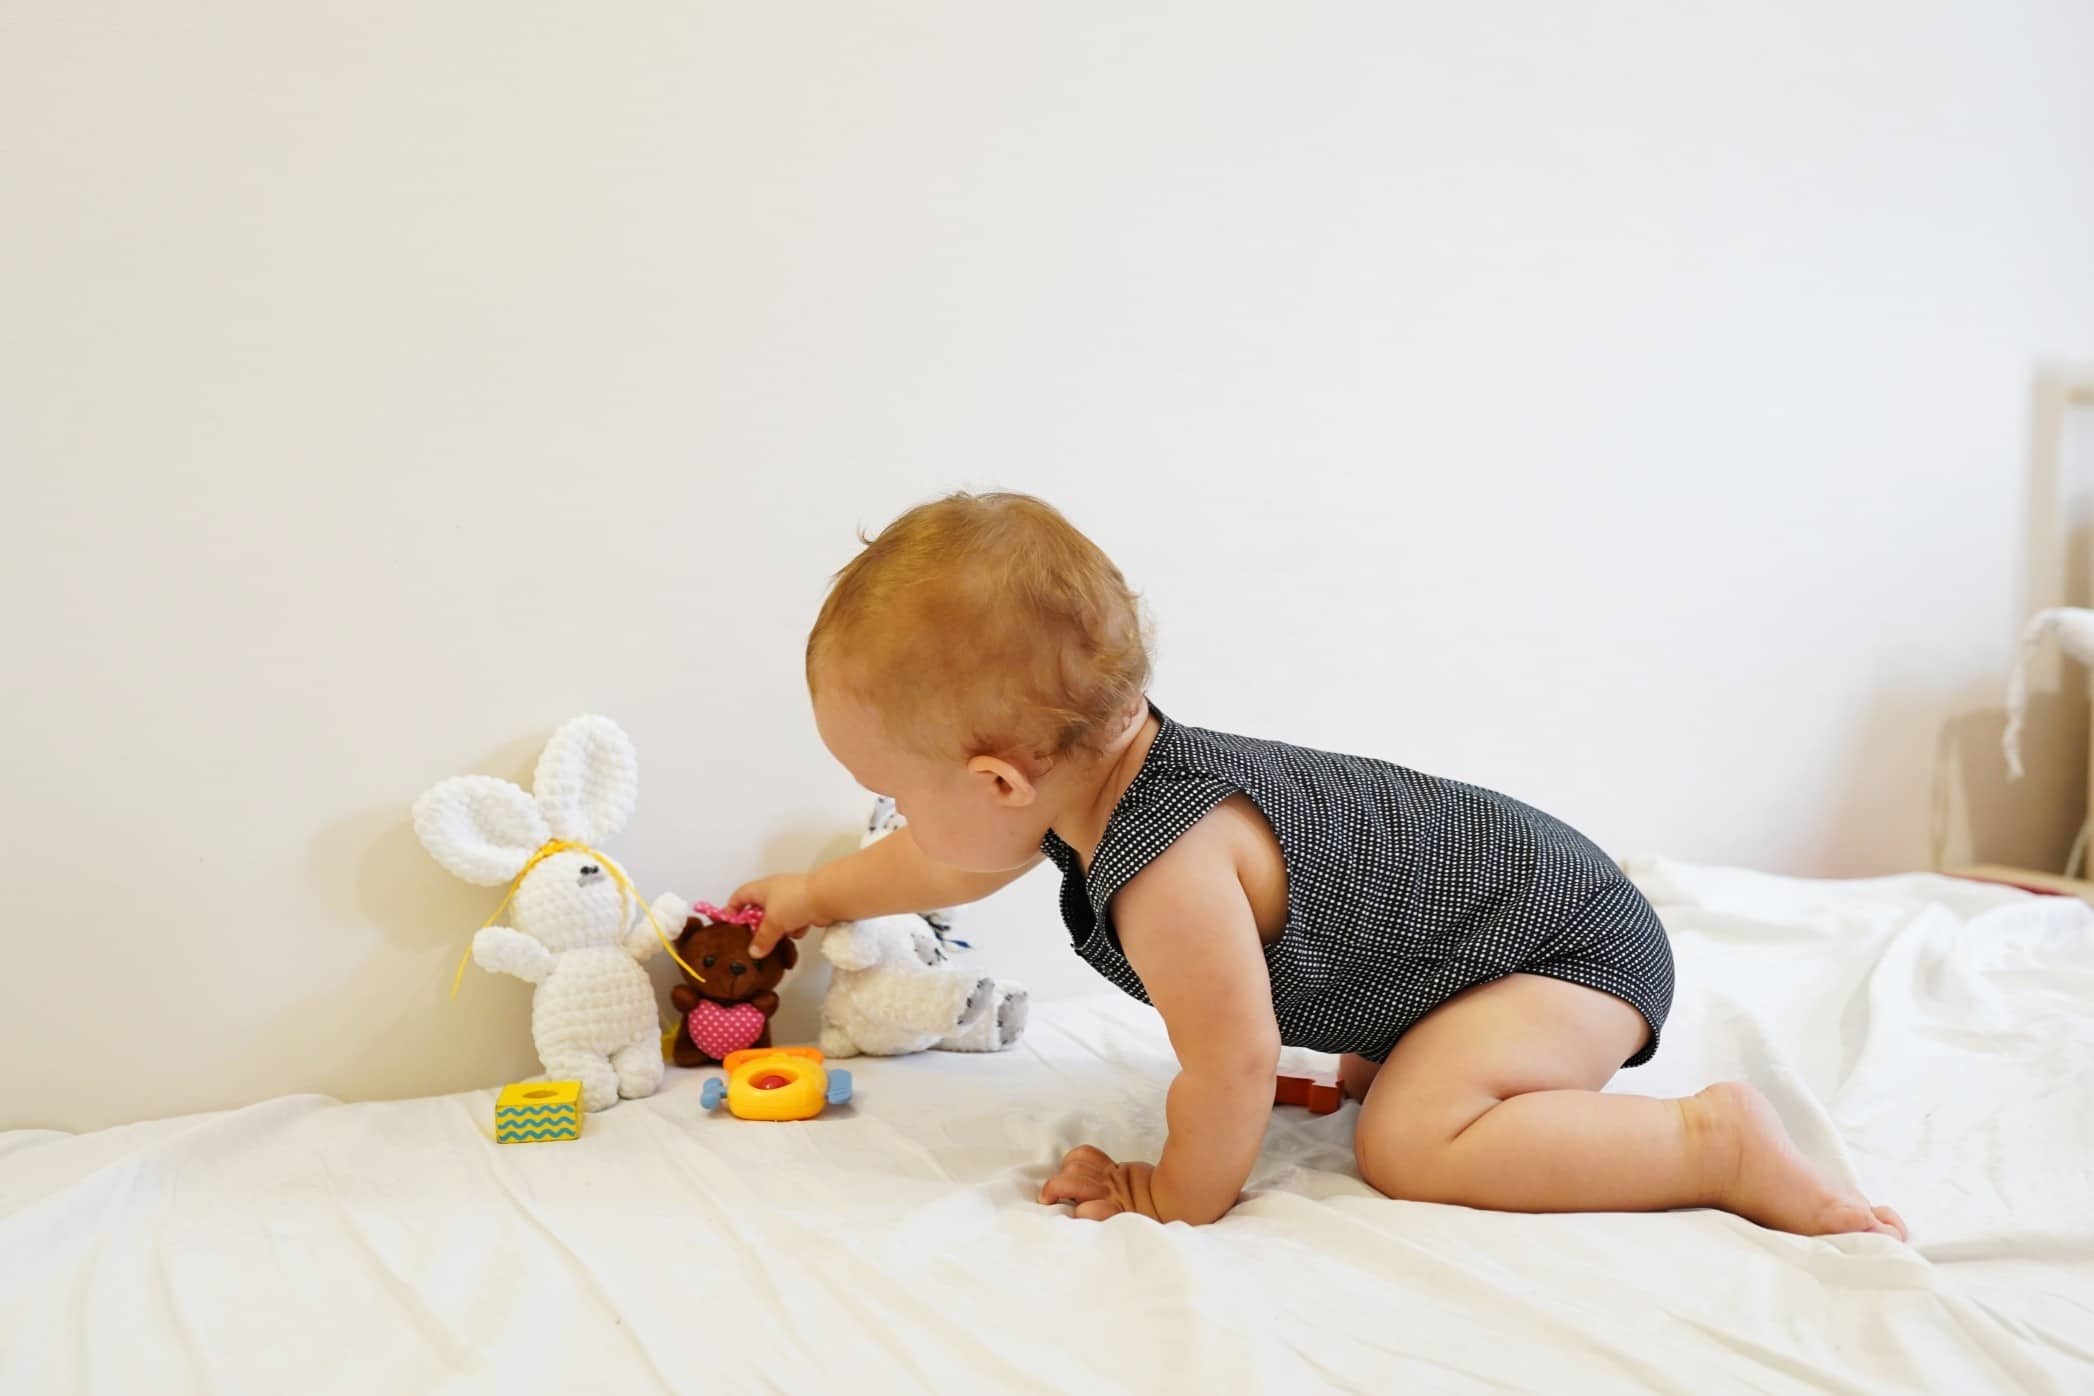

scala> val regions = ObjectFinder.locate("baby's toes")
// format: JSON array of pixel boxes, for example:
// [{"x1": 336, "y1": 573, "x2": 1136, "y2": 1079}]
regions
[
  {"x1": 1810, "y1": 1193, "x2": 1888, "y2": 1237},
  {"x1": 1870, "y1": 1205, "x2": 1909, "y2": 1241}
]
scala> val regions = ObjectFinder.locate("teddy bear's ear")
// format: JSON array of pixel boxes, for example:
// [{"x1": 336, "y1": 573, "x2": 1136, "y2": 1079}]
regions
[
  {"x1": 774, "y1": 937, "x2": 798, "y2": 970},
  {"x1": 534, "y1": 715, "x2": 638, "y2": 845},
  {"x1": 413, "y1": 775, "x2": 550, "y2": 886}
]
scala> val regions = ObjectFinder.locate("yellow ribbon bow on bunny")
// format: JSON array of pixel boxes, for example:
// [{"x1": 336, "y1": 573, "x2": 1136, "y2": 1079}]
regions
[{"x1": 449, "y1": 839, "x2": 703, "y2": 998}]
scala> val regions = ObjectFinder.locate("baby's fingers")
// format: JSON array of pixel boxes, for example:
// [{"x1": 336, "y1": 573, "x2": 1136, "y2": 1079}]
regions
[
  {"x1": 1057, "y1": 1144, "x2": 1116, "y2": 1173},
  {"x1": 1039, "y1": 1171, "x2": 1112, "y2": 1206},
  {"x1": 1038, "y1": 1145, "x2": 1118, "y2": 1205},
  {"x1": 1073, "y1": 1198, "x2": 1125, "y2": 1222},
  {"x1": 748, "y1": 914, "x2": 790, "y2": 958}
]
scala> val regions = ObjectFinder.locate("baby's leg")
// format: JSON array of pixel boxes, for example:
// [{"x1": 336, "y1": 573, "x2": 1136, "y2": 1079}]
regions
[{"x1": 1353, "y1": 973, "x2": 1905, "y2": 1238}]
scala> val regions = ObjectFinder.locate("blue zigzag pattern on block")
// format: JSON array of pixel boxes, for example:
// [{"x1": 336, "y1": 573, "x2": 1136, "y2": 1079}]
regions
[
  {"x1": 497, "y1": 1103, "x2": 576, "y2": 1119},
  {"x1": 496, "y1": 1126, "x2": 578, "y2": 1141}
]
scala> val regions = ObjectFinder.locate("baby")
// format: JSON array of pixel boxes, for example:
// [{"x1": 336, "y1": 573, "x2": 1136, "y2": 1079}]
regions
[{"x1": 732, "y1": 492, "x2": 1905, "y2": 1237}]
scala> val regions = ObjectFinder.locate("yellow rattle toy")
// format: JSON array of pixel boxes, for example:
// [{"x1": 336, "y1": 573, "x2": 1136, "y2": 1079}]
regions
[{"x1": 699, "y1": 1046, "x2": 854, "y2": 1121}]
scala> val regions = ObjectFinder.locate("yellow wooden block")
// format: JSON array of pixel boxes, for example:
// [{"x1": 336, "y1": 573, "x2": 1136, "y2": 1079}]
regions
[{"x1": 495, "y1": 1080, "x2": 583, "y2": 1143}]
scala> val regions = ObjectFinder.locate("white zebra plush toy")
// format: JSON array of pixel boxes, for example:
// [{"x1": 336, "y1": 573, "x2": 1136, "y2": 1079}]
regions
[
  {"x1": 413, "y1": 715, "x2": 692, "y2": 1111},
  {"x1": 815, "y1": 798, "x2": 1029, "y2": 1058}
]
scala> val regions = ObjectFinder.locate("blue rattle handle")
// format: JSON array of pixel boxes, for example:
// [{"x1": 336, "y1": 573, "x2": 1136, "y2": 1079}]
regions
[
  {"x1": 700, "y1": 1078, "x2": 725, "y2": 1111},
  {"x1": 825, "y1": 1070, "x2": 853, "y2": 1107}
]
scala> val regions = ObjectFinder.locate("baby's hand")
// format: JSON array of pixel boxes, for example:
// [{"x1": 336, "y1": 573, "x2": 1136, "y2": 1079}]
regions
[
  {"x1": 1038, "y1": 1145, "x2": 1161, "y2": 1222},
  {"x1": 728, "y1": 873, "x2": 822, "y2": 958}
]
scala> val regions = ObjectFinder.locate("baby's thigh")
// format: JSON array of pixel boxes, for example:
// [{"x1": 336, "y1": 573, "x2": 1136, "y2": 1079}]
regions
[{"x1": 1358, "y1": 973, "x2": 1648, "y2": 1138}]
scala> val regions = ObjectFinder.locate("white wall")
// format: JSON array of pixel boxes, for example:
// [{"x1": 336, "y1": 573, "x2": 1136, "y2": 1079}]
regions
[{"x1": 5, "y1": 1, "x2": 2092, "y2": 1132}]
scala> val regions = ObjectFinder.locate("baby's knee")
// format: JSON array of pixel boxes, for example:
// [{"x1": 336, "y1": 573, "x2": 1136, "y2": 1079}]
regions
[
  {"x1": 1354, "y1": 1087, "x2": 1500, "y2": 1203},
  {"x1": 1354, "y1": 1120, "x2": 1459, "y2": 1204}
]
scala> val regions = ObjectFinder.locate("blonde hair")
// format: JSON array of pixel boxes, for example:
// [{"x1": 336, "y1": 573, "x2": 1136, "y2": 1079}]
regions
[{"x1": 807, "y1": 492, "x2": 1150, "y2": 759}]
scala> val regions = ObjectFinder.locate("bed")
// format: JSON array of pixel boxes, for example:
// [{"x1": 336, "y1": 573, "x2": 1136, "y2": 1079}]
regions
[{"x1": 2, "y1": 859, "x2": 2089, "y2": 1394}]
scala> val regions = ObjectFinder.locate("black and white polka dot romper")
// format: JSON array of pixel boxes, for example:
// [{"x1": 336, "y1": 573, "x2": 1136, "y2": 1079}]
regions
[{"x1": 1040, "y1": 706, "x2": 1674, "y2": 1066}]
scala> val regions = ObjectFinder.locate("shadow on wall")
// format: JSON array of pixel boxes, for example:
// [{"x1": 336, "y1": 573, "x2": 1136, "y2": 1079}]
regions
[
  {"x1": 1933, "y1": 363, "x2": 2094, "y2": 875},
  {"x1": 289, "y1": 734, "x2": 560, "y2": 1103},
  {"x1": 297, "y1": 711, "x2": 863, "y2": 1106}
]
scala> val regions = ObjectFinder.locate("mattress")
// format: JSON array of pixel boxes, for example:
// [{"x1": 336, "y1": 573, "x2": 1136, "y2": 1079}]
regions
[{"x1": 2, "y1": 859, "x2": 2089, "y2": 1394}]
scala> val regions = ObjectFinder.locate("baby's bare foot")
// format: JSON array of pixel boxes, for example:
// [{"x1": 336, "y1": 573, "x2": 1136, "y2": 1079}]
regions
[{"x1": 1694, "y1": 1082, "x2": 1907, "y2": 1241}]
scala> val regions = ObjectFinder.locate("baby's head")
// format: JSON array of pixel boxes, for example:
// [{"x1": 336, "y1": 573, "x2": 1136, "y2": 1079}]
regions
[{"x1": 807, "y1": 492, "x2": 1149, "y2": 872}]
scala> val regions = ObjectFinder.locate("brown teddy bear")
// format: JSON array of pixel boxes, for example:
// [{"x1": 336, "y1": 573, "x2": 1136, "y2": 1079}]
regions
[{"x1": 668, "y1": 914, "x2": 796, "y2": 1067}]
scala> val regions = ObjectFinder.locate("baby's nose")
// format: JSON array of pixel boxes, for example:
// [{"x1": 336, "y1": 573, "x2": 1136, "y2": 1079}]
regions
[{"x1": 730, "y1": 961, "x2": 748, "y2": 976}]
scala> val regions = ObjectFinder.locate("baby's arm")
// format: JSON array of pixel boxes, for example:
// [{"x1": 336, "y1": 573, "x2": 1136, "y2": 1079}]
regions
[
  {"x1": 734, "y1": 825, "x2": 1039, "y2": 957},
  {"x1": 814, "y1": 824, "x2": 1037, "y2": 924},
  {"x1": 1045, "y1": 825, "x2": 1279, "y2": 1224}
]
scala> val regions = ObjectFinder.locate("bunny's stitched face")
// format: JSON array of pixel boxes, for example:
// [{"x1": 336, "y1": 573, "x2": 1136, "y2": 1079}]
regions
[{"x1": 510, "y1": 849, "x2": 628, "y2": 951}]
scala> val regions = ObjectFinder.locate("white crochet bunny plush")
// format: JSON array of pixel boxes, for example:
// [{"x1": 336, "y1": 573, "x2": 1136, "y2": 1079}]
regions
[
  {"x1": 816, "y1": 799, "x2": 1029, "y2": 1058},
  {"x1": 414, "y1": 715, "x2": 691, "y2": 1111}
]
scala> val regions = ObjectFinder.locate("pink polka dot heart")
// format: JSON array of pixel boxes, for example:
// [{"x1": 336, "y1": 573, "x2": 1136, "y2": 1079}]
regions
[{"x1": 688, "y1": 1000, "x2": 766, "y2": 1060}]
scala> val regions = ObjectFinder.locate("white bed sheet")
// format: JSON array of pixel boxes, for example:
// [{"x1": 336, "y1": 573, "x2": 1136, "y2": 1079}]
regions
[{"x1": 3, "y1": 860, "x2": 2090, "y2": 1395}]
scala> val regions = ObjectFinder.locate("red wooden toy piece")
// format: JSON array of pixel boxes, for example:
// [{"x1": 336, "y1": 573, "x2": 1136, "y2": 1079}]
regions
[{"x1": 1274, "y1": 1073, "x2": 1343, "y2": 1115}]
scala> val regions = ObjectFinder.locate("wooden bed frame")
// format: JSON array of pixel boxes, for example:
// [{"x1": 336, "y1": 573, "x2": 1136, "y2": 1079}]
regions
[
  {"x1": 1948, "y1": 861, "x2": 2094, "y2": 903},
  {"x1": 1950, "y1": 369, "x2": 2094, "y2": 906}
]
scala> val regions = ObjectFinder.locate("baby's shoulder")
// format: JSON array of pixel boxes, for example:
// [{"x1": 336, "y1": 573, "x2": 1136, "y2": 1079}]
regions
[{"x1": 1116, "y1": 793, "x2": 1286, "y2": 925}]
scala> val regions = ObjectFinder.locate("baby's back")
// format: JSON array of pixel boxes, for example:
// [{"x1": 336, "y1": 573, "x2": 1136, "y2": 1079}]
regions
[{"x1": 1042, "y1": 708, "x2": 1674, "y2": 1065}]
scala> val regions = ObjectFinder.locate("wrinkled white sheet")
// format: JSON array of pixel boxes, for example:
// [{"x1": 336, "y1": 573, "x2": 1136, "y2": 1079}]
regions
[{"x1": 3, "y1": 861, "x2": 2090, "y2": 1394}]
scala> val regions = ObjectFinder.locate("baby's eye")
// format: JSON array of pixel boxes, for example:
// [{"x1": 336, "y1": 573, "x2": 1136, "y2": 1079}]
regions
[{"x1": 703, "y1": 955, "x2": 717, "y2": 968}]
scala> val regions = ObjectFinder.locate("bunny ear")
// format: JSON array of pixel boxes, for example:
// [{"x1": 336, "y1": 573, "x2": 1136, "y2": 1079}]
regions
[
  {"x1": 533, "y1": 714, "x2": 638, "y2": 843},
  {"x1": 412, "y1": 775, "x2": 550, "y2": 886}
]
